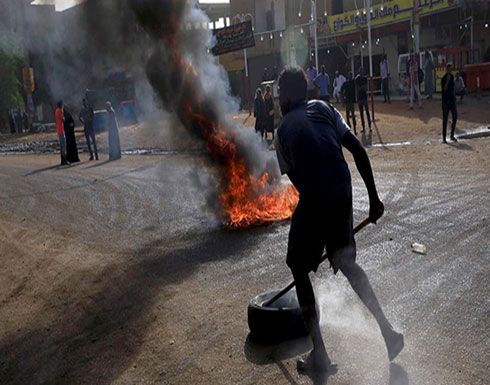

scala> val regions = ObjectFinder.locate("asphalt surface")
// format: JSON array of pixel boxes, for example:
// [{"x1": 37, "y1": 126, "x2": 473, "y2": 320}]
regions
[{"x1": 0, "y1": 138, "x2": 488, "y2": 384}]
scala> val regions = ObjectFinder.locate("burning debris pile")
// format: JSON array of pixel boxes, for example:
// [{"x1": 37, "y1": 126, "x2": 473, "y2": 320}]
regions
[{"x1": 130, "y1": 0, "x2": 298, "y2": 228}]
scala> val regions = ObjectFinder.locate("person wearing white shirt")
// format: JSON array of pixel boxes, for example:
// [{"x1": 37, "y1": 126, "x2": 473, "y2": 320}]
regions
[
  {"x1": 333, "y1": 71, "x2": 346, "y2": 103},
  {"x1": 379, "y1": 55, "x2": 391, "y2": 103}
]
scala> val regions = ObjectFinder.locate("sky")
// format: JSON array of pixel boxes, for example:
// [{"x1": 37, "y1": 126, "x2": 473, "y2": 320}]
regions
[
  {"x1": 30, "y1": 0, "x2": 86, "y2": 12},
  {"x1": 31, "y1": 0, "x2": 229, "y2": 12}
]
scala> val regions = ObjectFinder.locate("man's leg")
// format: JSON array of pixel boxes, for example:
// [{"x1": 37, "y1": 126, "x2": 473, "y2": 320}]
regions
[
  {"x1": 351, "y1": 106, "x2": 357, "y2": 134},
  {"x1": 291, "y1": 267, "x2": 331, "y2": 371},
  {"x1": 358, "y1": 102, "x2": 366, "y2": 132},
  {"x1": 59, "y1": 133, "x2": 68, "y2": 165},
  {"x1": 450, "y1": 103, "x2": 458, "y2": 140},
  {"x1": 415, "y1": 84, "x2": 422, "y2": 107},
  {"x1": 90, "y1": 128, "x2": 99, "y2": 160},
  {"x1": 386, "y1": 78, "x2": 391, "y2": 103},
  {"x1": 363, "y1": 100, "x2": 372, "y2": 130},
  {"x1": 84, "y1": 126, "x2": 94, "y2": 159},
  {"x1": 382, "y1": 79, "x2": 388, "y2": 102},
  {"x1": 338, "y1": 258, "x2": 404, "y2": 360},
  {"x1": 442, "y1": 103, "x2": 449, "y2": 143}
]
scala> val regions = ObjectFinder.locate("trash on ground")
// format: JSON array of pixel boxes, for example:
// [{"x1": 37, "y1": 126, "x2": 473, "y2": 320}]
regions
[{"x1": 411, "y1": 242, "x2": 427, "y2": 254}]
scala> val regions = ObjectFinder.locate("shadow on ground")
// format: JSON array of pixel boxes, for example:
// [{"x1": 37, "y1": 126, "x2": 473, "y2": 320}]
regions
[
  {"x1": 0, "y1": 226, "x2": 265, "y2": 384},
  {"x1": 389, "y1": 363, "x2": 409, "y2": 385}
]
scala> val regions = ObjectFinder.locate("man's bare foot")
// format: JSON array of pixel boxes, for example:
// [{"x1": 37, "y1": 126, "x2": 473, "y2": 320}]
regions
[
  {"x1": 297, "y1": 349, "x2": 337, "y2": 374},
  {"x1": 382, "y1": 328, "x2": 404, "y2": 361}
]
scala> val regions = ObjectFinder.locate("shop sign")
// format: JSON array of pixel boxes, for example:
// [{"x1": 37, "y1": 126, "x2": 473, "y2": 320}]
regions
[
  {"x1": 212, "y1": 20, "x2": 255, "y2": 56},
  {"x1": 318, "y1": 0, "x2": 457, "y2": 35}
]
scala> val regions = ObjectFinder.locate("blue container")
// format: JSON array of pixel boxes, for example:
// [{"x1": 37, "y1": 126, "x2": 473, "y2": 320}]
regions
[{"x1": 93, "y1": 110, "x2": 107, "y2": 132}]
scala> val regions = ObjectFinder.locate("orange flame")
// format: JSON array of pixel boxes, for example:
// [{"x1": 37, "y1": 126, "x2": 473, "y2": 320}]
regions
[{"x1": 177, "y1": 56, "x2": 299, "y2": 228}]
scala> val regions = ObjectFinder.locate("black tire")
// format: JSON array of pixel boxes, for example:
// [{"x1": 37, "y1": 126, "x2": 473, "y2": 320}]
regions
[{"x1": 247, "y1": 289, "x2": 308, "y2": 342}]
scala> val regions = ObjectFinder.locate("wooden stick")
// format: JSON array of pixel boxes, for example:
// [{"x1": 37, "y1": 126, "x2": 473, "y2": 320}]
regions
[{"x1": 263, "y1": 217, "x2": 371, "y2": 307}]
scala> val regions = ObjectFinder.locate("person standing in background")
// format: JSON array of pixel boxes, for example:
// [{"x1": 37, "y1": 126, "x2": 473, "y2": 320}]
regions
[
  {"x1": 424, "y1": 51, "x2": 435, "y2": 99},
  {"x1": 254, "y1": 88, "x2": 267, "y2": 141},
  {"x1": 106, "y1": 101, "x2": 121, "y2": 160},
  {"x1": 23, "y1": 111, "x2": 29, "y2": 132},
  {"x1": 306, "y1": 62, "x2": 318, "y2": 100},
  {"x1": 380, "y1": 55, "x2": 391, "y2": 104},
  {"x1": 314, "y1": 65, "x2": 331, "y2": 103},
  {"x1": 56, "y1": 101, "x2": 69, "y2": 166},
  {"x1": 264, "y1": 85, "x2": 275, "y2": 140},
  {"x1": 63, "y1": 107, "x2": 80, "y2": 163},
  {"x1": 333, "y1": 71, "x2": 346, "y2": 104},
  {"x1": 8, "y1": 111, "x2": 16, "y2": 134},
  {"x1": 454, "y1": 71, "x2": 465, "y2": 103},
  {"x1": 15, "y1": 109, "x2": 23, "y2": 134},
  {"x1": 341, "y1": 71, "x2": 357, "y2": 135},
  {"x1": 355, "y1": 68, "x2": 371, "y2": 133},
  {"x1": 441, "y1": 64, "x2": 458, "y2": 143},
  {"x1": 79, "y1": 98, "x2": 98, "y2": 160},
  {"x1": 408, "y1": 51, "x2": 422, "y2": 110}
]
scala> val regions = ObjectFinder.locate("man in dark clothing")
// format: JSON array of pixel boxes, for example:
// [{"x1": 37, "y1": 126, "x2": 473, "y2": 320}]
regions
[
  {"x1": 15, "y1": 109, "x2": 23, "y2": 134},
  {"x1": 8, "y1": 111, "x2": 15, "y2": 134},
  {"x1": 79, "y1": 99, "x2": 98, "y2": 160},
  {"x1": 23, "y1": 111, "x2": 29, "y2": 132},
  {"x1": 341, "y1": 71, "x2": 357, "y2": 134},
  {"x1": 274, "y1": 67, "x2": 404, "y2": 375},
  {"x1": 355, "y1": 68, "x2": 371, "y2": 132},
  {"x1": 441, "y1": 64, "x2": 458, "y2": 143}
]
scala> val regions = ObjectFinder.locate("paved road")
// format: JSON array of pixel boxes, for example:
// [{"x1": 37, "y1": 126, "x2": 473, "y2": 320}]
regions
[{"x1": 0, "y1": 139, "x2": 488, "y2": 384}]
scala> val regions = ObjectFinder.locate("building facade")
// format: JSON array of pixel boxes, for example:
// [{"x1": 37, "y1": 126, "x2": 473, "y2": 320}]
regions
[{"x1": 218, "y1": 0, "x2": 490, "y2": 105}]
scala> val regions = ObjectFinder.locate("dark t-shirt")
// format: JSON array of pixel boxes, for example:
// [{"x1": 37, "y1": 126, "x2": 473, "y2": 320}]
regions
[
  {"x1": 274, "y1": 100, "x2": 351, "y2": 200},
  {"x1": 342, "y1": 79, "x2": 356, "y2": 103},
  {"x1": 441, "y1": 73, "x2": 456, "y2": 105},
  {"x1": 79, "y1": 105, "x2": 94, "y2": 124},
  {"x1": 355, "y1": 75, "x2": 368, "y2": 101}
]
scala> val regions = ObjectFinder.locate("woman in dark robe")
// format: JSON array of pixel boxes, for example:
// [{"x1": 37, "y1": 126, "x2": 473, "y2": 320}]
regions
[
  {"x1": 63, "y1": 108, "x2": 80, "y2": 163},
  {"x1": 254, "y1": 88, "x2": 266, "y2": 141},
  {"x1": 263, "y1": 85, "x2": 274, "y2": 139},
  {"x1": 106, "y1": 101, "x2": 121, "y2": 160}
]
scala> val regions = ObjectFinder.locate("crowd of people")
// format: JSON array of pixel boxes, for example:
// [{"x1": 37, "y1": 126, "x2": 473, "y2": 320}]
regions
[
  {"x1": 254, "y1": 54, "x2": 467, "y2": 143},
  {"x1": 55, "y1": 99, "x2": 121, "y2": 166}
]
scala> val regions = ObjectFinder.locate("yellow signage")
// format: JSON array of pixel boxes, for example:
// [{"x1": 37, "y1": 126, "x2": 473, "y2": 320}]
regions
[
  {"x1": 317, "y1": 0, "x2": 457, "y2": 35},
  {"x1": 23, "y1": 67, "x2": 35, "y2": 93}
]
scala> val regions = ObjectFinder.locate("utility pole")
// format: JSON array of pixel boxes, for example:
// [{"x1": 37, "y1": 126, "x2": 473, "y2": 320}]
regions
[
  {"x1": 367, "y1": 0, "x2": 374, "y2": 120},
  {"x1": 413, "y1": 0, "x2": 420, "y2": 54}
]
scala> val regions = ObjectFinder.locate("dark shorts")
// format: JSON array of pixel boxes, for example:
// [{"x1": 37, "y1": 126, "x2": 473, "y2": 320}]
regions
[{"x1": 287, "y1": 190, "x2": 355, "y2": 274}]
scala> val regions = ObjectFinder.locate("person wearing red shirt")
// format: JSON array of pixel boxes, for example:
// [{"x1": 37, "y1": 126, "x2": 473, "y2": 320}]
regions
[{"x1": 56, "y1": 101, "x2": 69, "y2": 165}]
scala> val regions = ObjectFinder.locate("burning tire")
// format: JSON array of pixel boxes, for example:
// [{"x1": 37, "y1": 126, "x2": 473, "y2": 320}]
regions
[{"x1": 247, "y1": 289, "x2": 308, "y2": 341}]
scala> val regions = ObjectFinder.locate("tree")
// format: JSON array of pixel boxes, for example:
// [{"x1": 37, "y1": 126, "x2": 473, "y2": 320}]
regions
[{"x1": 0, "y1": 47, "x2": 25, "y2": 132}]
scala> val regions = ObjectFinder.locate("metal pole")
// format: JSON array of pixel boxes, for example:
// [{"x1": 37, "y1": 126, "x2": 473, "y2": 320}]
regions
[
  {"x1": 232, "y1": 13, "x2": 253, "y2": 115},
  {"x1": 470, "y1": 15, "x2": 473, "y2": 63},
  {"x1": 414, "y1": 0, "x2": 420, "y2": 53},
  {"x1": 244, "y1": 47, "x2": 251, "y2": 115},
  {"x1": 367, "y1": 0, "x2": 374, "y2": 120},
  {"x1": 312, "y1": 0, "x2": 319, "y2": 70}
]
